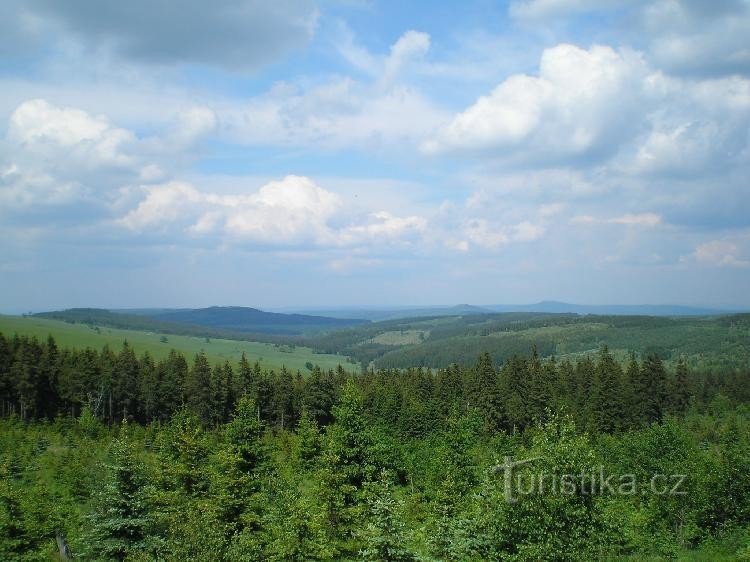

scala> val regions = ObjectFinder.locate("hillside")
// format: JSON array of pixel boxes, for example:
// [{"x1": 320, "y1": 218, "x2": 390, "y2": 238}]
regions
[
  {"x1": 299, "y1": 312, "x2": 750, "y2": 372},
  {"x1": 0, "y1": 315, "x2": 351, "y2": 372},
  {"x1": 35, "y1": 306, "x2": 369, "y2": 336},
  {"x1": 146, "y1": 306, "x2": 369, "y2": 334}
]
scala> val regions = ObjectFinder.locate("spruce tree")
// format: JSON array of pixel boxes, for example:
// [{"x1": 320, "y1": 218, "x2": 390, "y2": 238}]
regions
[
  {"x1": 359, "y1": 472, "x2": 415, "y2": 562},
  {"x1": 591, "y1": 346, "x2": 625, "y2": 432},
  {"x1": 320, "y1": 380, "x2": 374, "y2": 546},
  {"x1": 86, "y1": 428, "x2": 152, "y2": 560},
  {"x1": 635, "y1": 352, "x2": 667, "y2": 424},
  {"x1": 670, "y1": 357, "x2": 691, "y2": 415},
  {"x1": 112, "y1": 342, "x2": 139, "y2": 421},
  {"x1": 185, "y1": 352, "x2": 214, "y2": 425}
]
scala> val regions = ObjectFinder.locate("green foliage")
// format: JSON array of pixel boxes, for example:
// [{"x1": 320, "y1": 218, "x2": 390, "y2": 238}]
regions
[
  {"x1": 0, "y1": 336, "x2": 749, "y2": 560},
  {"x1": 359, "y1": 471, "x2": 415, "y2": 561},
  {"x1": 84, "y1": 427, "x2": 154, "y2": 560}
]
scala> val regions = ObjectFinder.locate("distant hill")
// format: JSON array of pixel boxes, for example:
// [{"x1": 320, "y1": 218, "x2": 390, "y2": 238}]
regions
[
  {"x1": 296, "y1": 311, "x2": 750, "y2": 372},
  {"x1": 296, "y1": 301, "x2": 731, "y2": 320},
  {"x1": 485, "y1": 301, "x2": 730, "y2": 316},
  {"x1": 280, "y1": 304, "x2": 493, "y2": 321},
  {"x1": 143, "y1": 306, "x2": 368, "y2": 334},
  {"x1": 35, "y1": 306, "x2": 369, "y2": 336}
]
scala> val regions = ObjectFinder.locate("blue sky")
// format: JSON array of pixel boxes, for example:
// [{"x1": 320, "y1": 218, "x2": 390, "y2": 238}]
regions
[{"x1": 1, "y1": 0, "x2": 749, "y2": 312}]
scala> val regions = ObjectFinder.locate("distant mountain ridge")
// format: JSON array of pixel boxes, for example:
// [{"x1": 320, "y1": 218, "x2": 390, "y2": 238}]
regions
[
  {"x1": 146, "y1": 306, "x2": 368, "y2": 334},
  {"x1": 285, "y1": 301, "x2": 730, "y2": 321},
  {"x1": 485, "y1": 301, "x2": 730, "y2": 316},
  {"x1": 35, "y1": 306, "x2": 369, "y2": 336}
]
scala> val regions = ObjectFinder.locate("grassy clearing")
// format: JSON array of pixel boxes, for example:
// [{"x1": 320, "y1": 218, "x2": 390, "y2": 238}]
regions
[
  {"x1": 370, "y1": 330, "x2": 428, "y2": 345},
  {"x1": 0, "y1": 315, "x2": 350, "y2": 373}
]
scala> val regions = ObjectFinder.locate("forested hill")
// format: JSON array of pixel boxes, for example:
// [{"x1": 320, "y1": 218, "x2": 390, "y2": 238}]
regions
[
  {"x1": 146, "y1": 306, "x2": 369, "y2": 334},
  {"x1": 34, "y1": 306, "x2": 369, "y2": 336},
  {"x1": 298, "y1": 312, "x2": 750, "y2": 372}
]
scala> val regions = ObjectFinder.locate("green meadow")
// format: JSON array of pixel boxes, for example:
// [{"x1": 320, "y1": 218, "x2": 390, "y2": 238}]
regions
[{"x1": 0, "y1": 314, "x2": 350, "y2": 373}]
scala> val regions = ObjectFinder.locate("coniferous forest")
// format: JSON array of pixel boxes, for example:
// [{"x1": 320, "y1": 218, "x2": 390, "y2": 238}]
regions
[{"x1": 2, "y1": 331, "x2": 750, "y2": 560}]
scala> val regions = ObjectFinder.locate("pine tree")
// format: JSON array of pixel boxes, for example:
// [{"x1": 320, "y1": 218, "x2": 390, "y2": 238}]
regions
[
  {"x1": 294, "y1": 408, "x2": 321, "y2": 467},
  {"x1": 320, "y1": 380, "x2": 374, "y2": 545},
  {"x1": 359, "y1": 472, "x2": 415, "y2": 562},
  {"x1": 468, "y1": 352, "x2": 502, "y2": 432},
  {"x1": 12, "y1": 338, "x2": 40, "y2": 420},
  {"x1": 527, "y1": 345, "x2": 553, "y2": 421},
  {"x1": 670, "y1": 357, "x2": 691, "y2": 415},
  {"x1": 635, "y1": 352, "x2": 667, "y2": 424},
  {"x1": 0, "y1": 333, "x2": 13, "y2": 417},
  {"x1": 498, "y1": 355, "x2": 529, "y2": 432},
  {"x1": 304, "y1": 366, "x2": 337, "y2": 426},
  {"x1": 238, "y1": 352, "x2": 254, "y2": 397},
  {"x1": 138, "y1": 352, "x2": 159, "y2": 423},
  {"x1": 86, "y1": 428, "x2": 152, "y2": 560},
  {"x1": 185, "y1": 352, "x2": 214, "y2": 425},
  {"x1": 158, "y1": 350, "x2": 187, "y2": 421},
  {"x1": 573, "y1": 356, "x2": 596, "y2": 430},
  {"x1": 212, "y1": 396, "x2": 266, "y2": 535},
  {"x1": 433, "y1": 364, "x2": 463, "y2": 417},
  {"x1": 112, "y1": 342, "x2": 140, "y2": 421},
  {"x1": 37, "y1": 335, "x2": 60, "y2": 418},
  {"x1": 591, "y1": 346, "x2": 625, "y2": 432},
  {"x1": 272, "y1": 366, "x2": 294, "y2": 429},
  {"x1": 263, "y1": 480, "x2": 333, "y2": 561}
]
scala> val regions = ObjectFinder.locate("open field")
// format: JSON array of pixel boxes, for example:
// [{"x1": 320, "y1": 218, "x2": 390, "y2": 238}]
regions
[{"x1": 0, "y1": 315, "x2": 351, "y2": 372}]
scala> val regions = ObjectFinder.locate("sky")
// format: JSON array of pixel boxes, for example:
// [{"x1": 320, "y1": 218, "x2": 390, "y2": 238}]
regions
[{"x1": 0, "y1": 0, "x2": 749, "y2": 312}]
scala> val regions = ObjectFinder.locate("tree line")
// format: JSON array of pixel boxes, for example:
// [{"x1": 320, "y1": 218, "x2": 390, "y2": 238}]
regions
[
  {"x1": 1, "y1": 331, "x2": 748, "y2": 435},
  {"x1": 2, "y1": 331, "x2": 750, "y2": 559}
]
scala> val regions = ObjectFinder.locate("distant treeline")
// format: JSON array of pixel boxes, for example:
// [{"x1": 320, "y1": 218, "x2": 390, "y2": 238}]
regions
[{"x1": 1, "y1": 331, "x2": 748, "y2": 435}]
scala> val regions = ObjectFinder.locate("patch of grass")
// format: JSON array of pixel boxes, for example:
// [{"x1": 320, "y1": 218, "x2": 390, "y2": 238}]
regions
[
  {"x1": 0, "y1": 315, "x2": 350, "y2": 373},
  {"x1": 370, "y1": 330, "x2": 428, "y2": 345}
]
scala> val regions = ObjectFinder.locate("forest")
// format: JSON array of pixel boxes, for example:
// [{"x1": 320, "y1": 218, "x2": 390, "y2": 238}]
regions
[{"x1": 1, "y1": 331, "x2": 750, "y2": 560}]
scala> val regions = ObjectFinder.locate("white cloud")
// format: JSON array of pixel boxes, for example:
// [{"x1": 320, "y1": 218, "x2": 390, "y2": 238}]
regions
[
  {"x1": 171, "y1": 106, "x2": 217, "y2": 146},
  {"x1": 609, "y1": 213, "x2": 662, "y2": 227},
  {"x1": 382, "y1": 30, "x2": 431, "y2": 85},
  {"x1": 423, "y1": 44, "x2": 650, "y2": 162},
  {"x1": 118, "y1": 175, "x2": 432, "y2": 249},
  {"x1": 8, "y1": 98, "x2": 135, "y2": 167},
  {"x1": 219, "y1": 77, "x2": 445, "y2": 149},
  {"x1": 118, "y1": 181, "x2": 204, "y2": 231},
  {"x1": 571, "y1": 212, "x2": 662, "y2": 227},
  {"x1": 340, "y1": 211, "x2": 427, "y2": 244},
  {"x1": 689, "y1": 239, "x2": 750, "y2": 268},
  {"x1": 461, "y1": 218, "x2": 545, "y2": 249},
  {"x1": 642, "y1": 0, "x2": 750, "y2": 77},
  {"x1": 222, "y1": 176, "x2": 342, "y2": 244}
]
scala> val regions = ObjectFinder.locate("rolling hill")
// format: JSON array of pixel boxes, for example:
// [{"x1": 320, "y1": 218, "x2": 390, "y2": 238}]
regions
[
  {"x1": 34, "y1": 306, "x2": 368, "y2": 336},
  {"x1": 146, "y1": 306, "x2": 369, "y2": 334},
  {"x1": 0, "y1": 314, "x2": 352, "y2": 372}
]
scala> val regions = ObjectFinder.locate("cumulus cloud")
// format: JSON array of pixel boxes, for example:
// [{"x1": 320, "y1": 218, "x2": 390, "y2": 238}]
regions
[
  {"x1": 642, "y1": 0, "x2": 750, "y2": 77},
  {"x1": 8, "y1": 99, "x2": 135, "y2": 167},
  {"x1": 688, "y1": 239, "x2": 750, "y2": 268},
  {"x1": 21, "y1": 0, "x2": 318, "y2": 71},
  {"x1": 510, "y1": 0, "x2": 750, "y2": 78},
  {"x1": 460, "y1": 218, "x2": 545, "y2": 250},
  {"x1": 118, "y1": 175, "x2": 431, "y2": 249},
  {"x1": 422, "y1": 44, "x2": 650, "y2": 163}
]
